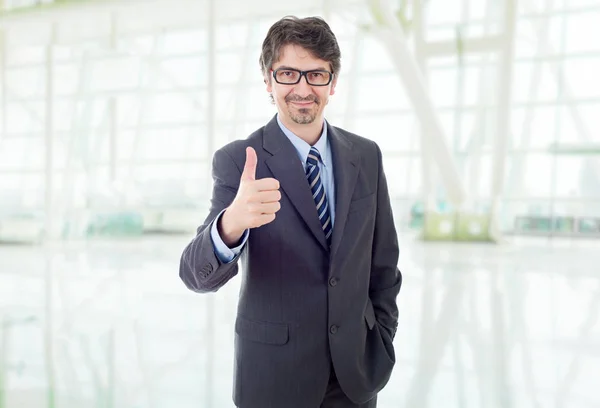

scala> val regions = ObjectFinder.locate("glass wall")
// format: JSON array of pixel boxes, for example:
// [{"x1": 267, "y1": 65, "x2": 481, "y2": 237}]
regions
[{"x1": 2, "y1": 0, "x2": 598, "y2": 240}]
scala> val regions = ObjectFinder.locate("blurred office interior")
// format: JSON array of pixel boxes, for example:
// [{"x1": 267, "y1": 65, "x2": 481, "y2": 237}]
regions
[{"x1": 0, "y1": 0, "x2": 599, "y2": 407}]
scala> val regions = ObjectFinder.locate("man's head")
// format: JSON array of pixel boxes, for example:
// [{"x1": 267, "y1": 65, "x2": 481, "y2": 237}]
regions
[{"x1": 259, "y1": 16, "x2": 341, "y2": 126}]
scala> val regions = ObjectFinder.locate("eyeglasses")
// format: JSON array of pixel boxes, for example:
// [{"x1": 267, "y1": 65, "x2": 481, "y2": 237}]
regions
[{"x1": 272, "y1": 68, "x2": 333, "y2": 86}]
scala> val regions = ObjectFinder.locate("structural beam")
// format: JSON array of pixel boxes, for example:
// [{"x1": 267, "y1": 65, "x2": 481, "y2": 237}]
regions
[
  {"x1": 489, "y1": 0, "x2": 518, "y2": 236},
  {"x1": 367, "y1": 0, "x2": 468, "y2": 207},
  {"x1": 411, "y1": 0, "x2": 435, "y2": 212},
  {"x1": 44, "y1": 25, "x2": 56, "y2": 240}
]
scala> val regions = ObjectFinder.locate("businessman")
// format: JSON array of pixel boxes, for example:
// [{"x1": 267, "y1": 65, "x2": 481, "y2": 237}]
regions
[{"x1": 179, "y1": 16, "x2": 402, "y2": 408}]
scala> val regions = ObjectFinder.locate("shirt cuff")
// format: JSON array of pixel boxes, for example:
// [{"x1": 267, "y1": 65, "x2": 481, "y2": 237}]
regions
[{"x1": 210, "y1": 209, "x2": 249, "y2": 264}]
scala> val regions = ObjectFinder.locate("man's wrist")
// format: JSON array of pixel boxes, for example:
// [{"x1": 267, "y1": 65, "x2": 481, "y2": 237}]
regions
[{"x1": 218, "y1": 209, "x2": 245, "y2": 247}]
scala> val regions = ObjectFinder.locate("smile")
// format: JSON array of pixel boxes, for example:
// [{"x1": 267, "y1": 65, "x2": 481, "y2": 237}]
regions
[{"x1": 290, "y1": 101, "x2": 315, "y2": 107}]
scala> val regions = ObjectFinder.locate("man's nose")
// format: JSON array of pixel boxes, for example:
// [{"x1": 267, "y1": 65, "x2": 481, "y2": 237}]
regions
[{"x1": 293, "y1": 74, "x2": 312, "y2": 97}]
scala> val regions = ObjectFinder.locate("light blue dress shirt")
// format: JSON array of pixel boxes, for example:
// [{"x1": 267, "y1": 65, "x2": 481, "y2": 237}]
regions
[{"x1": 210, "y1": 114, "x2": 336, "y2": 263}]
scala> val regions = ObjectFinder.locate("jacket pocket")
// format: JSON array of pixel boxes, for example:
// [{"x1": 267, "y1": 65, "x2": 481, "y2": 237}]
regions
[
  {"x1": 235, "y1": 315, "x2": 289, "y2": 345},
  {"x1": 364, "y1": 299, "x2": 376, "y2": 330}
]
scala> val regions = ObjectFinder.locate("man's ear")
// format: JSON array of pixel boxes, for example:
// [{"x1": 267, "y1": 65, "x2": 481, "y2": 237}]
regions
[
  {"x1": 265, "y1": 74, "x2": 272, "y2": 93},
  {"x1": 329, "y1": 75, "x2": 338, "y2": 96}
]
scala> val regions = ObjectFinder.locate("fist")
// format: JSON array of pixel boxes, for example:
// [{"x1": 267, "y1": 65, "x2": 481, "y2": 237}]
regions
[{"x1": 219, "y1": 147, "x2": 281, "y2": 246}]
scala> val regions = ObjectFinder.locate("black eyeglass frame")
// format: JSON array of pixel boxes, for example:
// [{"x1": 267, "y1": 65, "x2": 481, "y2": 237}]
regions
[{"x1": 271, "y1": 68, "x2": 334, "y2": 86}]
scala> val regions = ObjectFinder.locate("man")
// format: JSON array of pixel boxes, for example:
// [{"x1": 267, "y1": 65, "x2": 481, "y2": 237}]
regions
[{"x1": 179, "y1": 16, "x2": 402, "y2": 408}]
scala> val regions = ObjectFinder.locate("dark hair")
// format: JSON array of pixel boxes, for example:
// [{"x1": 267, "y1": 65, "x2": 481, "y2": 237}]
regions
[{"x1": 259, "y1": 16, "x2": 341, "y2": 79}]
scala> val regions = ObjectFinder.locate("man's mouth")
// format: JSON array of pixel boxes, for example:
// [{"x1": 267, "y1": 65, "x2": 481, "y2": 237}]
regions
[{"x1": 290, "y1": 101, "x2": 315, "y2": 107}]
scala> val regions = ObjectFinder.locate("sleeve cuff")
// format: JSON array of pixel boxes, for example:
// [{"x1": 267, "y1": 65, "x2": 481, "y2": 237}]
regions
[{"x1": 210, "y1": 209, "x2": 249, "y2": 264}]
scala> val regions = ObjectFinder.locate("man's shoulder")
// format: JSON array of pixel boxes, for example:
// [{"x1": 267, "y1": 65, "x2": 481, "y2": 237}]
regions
[{"x1": 329, "y1": 124, "x2": 379, "y2": 154}]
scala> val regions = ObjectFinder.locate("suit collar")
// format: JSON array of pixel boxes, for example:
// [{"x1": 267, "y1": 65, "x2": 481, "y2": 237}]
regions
[
  {"x1": 275, "y1": 114, "x2": 330, "y2": 168},
  {"x1": 263, "y1": 114, "x2": 288, "y2": 156}
]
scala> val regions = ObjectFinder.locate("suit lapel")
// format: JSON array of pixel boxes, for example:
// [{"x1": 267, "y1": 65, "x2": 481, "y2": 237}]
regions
[
  {"x1": 263, "y1": 116, "x2": 329, "y2": 251},
  {"x1": 328, "y1": 123, "x2": 360, "y2": 260}
]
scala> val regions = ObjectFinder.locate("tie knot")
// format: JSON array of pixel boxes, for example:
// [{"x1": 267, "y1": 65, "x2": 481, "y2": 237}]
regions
[{"x1": 307, "y1": 147, "x2": 322, "y2": 167}]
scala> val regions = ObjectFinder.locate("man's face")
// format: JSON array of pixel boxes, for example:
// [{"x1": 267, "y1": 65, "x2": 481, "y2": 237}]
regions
[{"x1": 266, "y1": 44, "x2": 337, "y2": 125}]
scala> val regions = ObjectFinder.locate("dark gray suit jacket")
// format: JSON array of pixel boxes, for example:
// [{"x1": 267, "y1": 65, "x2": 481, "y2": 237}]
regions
[{"x1": 180, "y1": 115, "x2": 402, "y2": 408}]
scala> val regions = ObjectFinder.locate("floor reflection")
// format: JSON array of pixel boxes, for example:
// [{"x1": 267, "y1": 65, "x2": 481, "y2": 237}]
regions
[{"x1": 0, "y1": 235, "x2": 599, "y2": 407}]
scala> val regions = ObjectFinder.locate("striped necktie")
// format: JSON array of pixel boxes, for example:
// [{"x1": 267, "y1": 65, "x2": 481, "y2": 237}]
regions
[{"x1": 306, "y1": 147, "x2": 332, "y2": 246}]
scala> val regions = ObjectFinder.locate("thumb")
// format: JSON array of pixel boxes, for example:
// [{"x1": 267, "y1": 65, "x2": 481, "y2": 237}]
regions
[{"x1": 241, "y1": 146, "x2": 257, "y2": 181}]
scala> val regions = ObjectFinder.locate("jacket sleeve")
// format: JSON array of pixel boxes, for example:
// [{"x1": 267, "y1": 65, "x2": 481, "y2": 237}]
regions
[
  {"x1": 369, "y1": 143, "x2": 402, "y2": 340},
  {"x1": 179, "y1": 146, "x2": 245, "y2": 293},
  {"x1": 210, "y1": 210, "x2": 249, "y2": 263}
]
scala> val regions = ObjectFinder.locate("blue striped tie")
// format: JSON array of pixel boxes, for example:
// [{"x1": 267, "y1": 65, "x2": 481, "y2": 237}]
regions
[{"x1": 306, "y1": 147, "x2": 332, "y2": 246}]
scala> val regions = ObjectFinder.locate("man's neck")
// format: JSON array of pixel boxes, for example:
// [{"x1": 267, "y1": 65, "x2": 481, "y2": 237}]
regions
[{"x1": 279, "y1": 114, "x2": 324, "y2": 146}]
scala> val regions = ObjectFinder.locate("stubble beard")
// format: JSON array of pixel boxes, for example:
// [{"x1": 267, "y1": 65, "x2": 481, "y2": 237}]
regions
[
  {"x1": 285, "y1": 96, "x2": 320, "y2": 125},
  {"x1": 289, "y1": 107, "x2": 317, "y2": 124}
]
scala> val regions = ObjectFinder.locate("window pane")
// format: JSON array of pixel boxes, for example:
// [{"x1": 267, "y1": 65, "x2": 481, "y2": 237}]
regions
[
  {"x1": 89, "y1": 57, "x2": 141, "y2": 92},
  {"x1": 511, "y1": 106, "x2": 560, "y2": 149},
  {"x1": 429, "y1": 67, "x2": 457, "y2": 107},
  {"x1": 6, "y1": 102, "x2": 44, "y2": 133},
  {"x1": 505, "y1": 153, "x2": 553, "y2": 196},
  {"x1": 352, "y1": 114, "x2": 417, "y2": 152},
  {"x1": 383, "y1": 158, "x2": 421, "y2": 197},
  {"x1": 356, "y1": 74, "x2": 410, "y2": 112},
  {"x1": 513, "y1": 62, "x2": 558, "y2": 103},
  {"x1": 566, "y1": 11, "x2": 600, "y2": 53},
  {"x1": 563, "y1": 57, "x2": 600, "y2": 98}
]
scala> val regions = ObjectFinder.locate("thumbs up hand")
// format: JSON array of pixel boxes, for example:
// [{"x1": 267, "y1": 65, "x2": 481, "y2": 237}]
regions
[{"x1": 219, "y1": 147, "x2": 281, "y2": 246}]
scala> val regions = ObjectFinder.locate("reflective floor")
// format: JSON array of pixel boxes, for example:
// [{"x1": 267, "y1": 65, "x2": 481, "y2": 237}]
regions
[{"x1": 0, "y1": 234, "x2": 599, "y2": 408}]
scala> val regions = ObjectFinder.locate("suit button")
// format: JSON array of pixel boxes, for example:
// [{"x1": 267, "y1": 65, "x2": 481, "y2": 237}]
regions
[
  {"x1": 329, "y1": 277, "x2": 338, "y2": 287},
  {"x1": 330, "y1": 325, "x2": 338, "y2": 334}
]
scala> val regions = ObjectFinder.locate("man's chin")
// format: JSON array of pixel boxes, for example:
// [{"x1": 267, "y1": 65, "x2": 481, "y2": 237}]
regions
[
  {"x1": 288, "y1": 108, "x2": 318, "y2": 124},
  {"x1": 291, "y1": 114, "x2": 316, "y2": 125}
]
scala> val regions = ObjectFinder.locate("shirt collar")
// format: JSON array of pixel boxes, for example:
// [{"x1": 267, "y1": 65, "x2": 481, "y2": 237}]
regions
[{"x1": 276, "y1": 113, "x2": 329, "y2": 167}]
